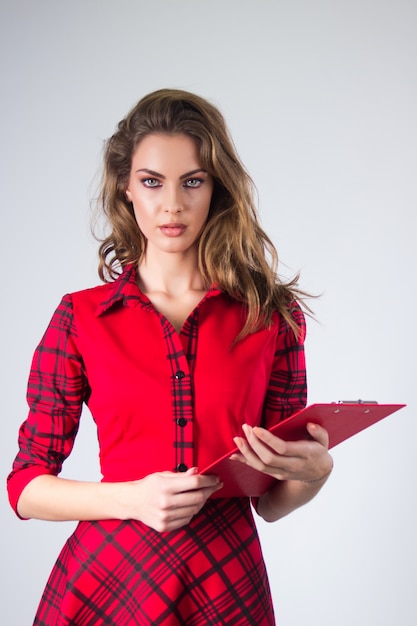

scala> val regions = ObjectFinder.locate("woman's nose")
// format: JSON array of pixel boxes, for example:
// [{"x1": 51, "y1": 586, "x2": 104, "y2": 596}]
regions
[{"x1": 163, "y1": 185, "x2": 182, "y2": 213}]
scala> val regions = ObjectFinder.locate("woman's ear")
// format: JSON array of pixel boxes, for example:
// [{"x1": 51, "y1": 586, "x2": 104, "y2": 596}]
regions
[{"x1": 126, "y1": 188, "x2": 132, "y2": 202}]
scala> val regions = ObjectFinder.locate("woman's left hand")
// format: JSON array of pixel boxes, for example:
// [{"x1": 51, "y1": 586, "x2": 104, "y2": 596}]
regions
[{"x1": 230, "y1": 422, "x2": 333, "y2": 483}]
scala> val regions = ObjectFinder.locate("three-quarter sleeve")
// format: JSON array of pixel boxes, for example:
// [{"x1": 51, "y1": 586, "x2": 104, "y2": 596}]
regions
[
  {"x1": 7, "y1": 294, "x2": 90, "y2": 516},
  {"x1": 251, "y1": 305, "x2": 307, "y2": 512},
  {"x1": 262, "y1": 304, "x2": 307, "y2": 428}
]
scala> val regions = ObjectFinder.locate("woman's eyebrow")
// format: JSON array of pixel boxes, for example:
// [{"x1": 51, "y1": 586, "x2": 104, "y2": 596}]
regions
[
  {"x1": 179, "y1": 169, "x2": 207, "y2": 180},
  {"x1": 135, "y1": 168, "x2": 207, "y2": 179},
  {"x1": 135, "y1": 168, "x2": 164, "y2": 177}
]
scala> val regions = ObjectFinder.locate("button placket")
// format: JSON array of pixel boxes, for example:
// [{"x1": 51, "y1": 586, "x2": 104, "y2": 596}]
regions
[
  {"x1": 162, "y1": 313, "x2": 199, "y2": 474},
  {"x1": 138, "y1": 284, "x2": 208, "y2": 475},
  {"x1": 171, "y1": 359, "x2": 194, "y2": 473}
]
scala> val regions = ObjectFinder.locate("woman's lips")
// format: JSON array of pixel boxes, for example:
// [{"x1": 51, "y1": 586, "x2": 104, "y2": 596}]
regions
[{"x1": 159, "y1": 223, "x2": 187, "y2": 237}]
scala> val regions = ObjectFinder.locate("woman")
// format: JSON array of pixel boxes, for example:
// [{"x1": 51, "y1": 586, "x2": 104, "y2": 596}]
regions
[{"x1": 8, "y1": 89, "x2": 333, "y2": 625}]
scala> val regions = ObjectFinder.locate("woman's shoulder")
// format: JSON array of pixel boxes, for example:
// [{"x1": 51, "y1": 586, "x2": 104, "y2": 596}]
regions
[
  {"x1": 68, "y1": 266, "x2": 136, "y2": 314},
  {"x1": 70, "y1": 281, "x2": 113, "y2": 303},
  {"x1": 267, "y1": 301, "x2": 306, "y2": 348}
]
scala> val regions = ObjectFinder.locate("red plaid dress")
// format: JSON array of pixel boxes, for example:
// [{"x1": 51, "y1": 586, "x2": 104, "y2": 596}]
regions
[{"x1": 8, "y1": 264, "x2": 307, "y2": 625}]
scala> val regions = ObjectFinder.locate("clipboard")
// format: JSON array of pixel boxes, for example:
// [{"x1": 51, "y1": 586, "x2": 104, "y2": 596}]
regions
[{"x1": 201, "y1": 402, "x2": 406, "y2": 498}]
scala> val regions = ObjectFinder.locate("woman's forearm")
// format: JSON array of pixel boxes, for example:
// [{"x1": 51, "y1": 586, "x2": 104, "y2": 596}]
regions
[
  {"x1": 257, "y1": 472, "x2": 331, "y2": 523},
  {"x1": 16, "y1": 470, "x2": 223, "y2": 531},
  {"x1": 17, "y1": 474, "x2": 130, "y2": 521}
]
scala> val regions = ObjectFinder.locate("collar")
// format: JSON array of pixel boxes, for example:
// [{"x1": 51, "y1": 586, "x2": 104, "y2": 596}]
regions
[{"x1": 95, "y1": 263, "x2": 223, "y2": 317}]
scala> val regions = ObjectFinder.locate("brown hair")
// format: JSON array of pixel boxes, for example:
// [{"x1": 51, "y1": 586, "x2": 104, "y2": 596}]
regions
[{"x1": 96, "y1": 88, "x2": 309, "y2": 339}]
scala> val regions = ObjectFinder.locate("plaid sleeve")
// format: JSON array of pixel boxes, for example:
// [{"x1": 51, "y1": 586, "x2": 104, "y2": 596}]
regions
[
  {"x1": 262, "y1": 303, "x2": 307, "y2": 428},
  {"x1": 251, "y1": 305, "x2": 307, "y2": 513},
  {"x1": 7, "y1": 294, "x2": 90, "y2": 517}
]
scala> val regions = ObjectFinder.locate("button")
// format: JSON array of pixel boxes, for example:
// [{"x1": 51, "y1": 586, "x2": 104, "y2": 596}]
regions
[
  {"x1": 175, "y1": 370, "x2": 185, "y2": 380},
  {"x1": 176, "y1": 417, "x2": 187, "y2": 427},
  {"x1": 177, "y1": 463, "x2": 188, "y2": 472}
]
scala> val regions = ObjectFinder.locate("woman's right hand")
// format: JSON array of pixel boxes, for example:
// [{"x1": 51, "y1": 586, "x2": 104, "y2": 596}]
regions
[{"x1": 119, "y1": 468, "x2": 222, "y2": 532}]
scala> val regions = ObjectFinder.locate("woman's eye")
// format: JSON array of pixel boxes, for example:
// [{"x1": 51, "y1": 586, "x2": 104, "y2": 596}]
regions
[
  {"x1": 185, "y1": 178, "x2": 203, "y2": 188},
  {"x1": 142, "y1": 178, "x2": 160, "y2": 188}
]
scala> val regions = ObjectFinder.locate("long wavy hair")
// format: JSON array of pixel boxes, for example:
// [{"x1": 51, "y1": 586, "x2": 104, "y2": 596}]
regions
[{"x1": 96, "y1": 88, "x2": 309, "y2": 340}]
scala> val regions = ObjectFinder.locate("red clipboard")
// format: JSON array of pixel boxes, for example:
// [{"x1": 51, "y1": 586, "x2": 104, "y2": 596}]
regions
[{"x1": 201, "y1": 402, "x2": 406, "y2": 498}]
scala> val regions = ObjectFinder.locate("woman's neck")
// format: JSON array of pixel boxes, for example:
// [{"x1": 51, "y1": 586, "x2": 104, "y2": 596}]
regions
[
  {"x1": 137, "y1": 250, "x2": 208, "y2": 333},
  {"x1": 137, "y1": 249, "x2": 206, "y2": 298}
]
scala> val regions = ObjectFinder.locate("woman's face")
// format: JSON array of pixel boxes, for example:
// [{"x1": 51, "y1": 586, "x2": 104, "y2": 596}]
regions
[{"x1": 126, "y1": 133, "x2": 213, "y2": 258}]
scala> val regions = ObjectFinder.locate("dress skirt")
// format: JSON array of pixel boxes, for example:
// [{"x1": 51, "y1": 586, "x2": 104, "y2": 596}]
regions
[{"x1": 33, "y1": 498, "x2": 275, "y2": 625}]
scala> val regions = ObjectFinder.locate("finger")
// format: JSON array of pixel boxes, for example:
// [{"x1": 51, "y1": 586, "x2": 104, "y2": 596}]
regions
[
  {"x1": 175, "y1": 481, "x2": 223, "y2": 507},
  {"x1": 233, "y1": 435, "x2": 286, "y2": 476},
  {"x1": 248, "y1": 425, "x2": 287, "y2": 455},
  {"x1": 166, "y1": 485, "x2": 222, "y2": 526},
  {"x1": 239, "y1": 428, "x2": 310, "y2": 479},
  {"x1": 196, "y1": 472, "x2": 221, "y2": 485},
  {"x1": 187, "y1": 473, "x2": 221, "y2": 491},
  {"x1": 250, "y1": 423, "x2": 329, "y2": 456},
  {"x1": 160, "y1": 470, "x2": 220, "y2": 494},
  {"x1": 243, "y1": 424, "x2": 289, "y2": 464},
  {"x1": 232, "y1": 436, "x2": 262, "y2": 467},
  {"x1": 185, "y1": 467, "x2": 199, "y2": 476},
  {"x1": 155, "y1": 505, "x2": 199, "y2": 532},
  {"x1": 229, "y1": 451, "x2": 246, "y2": 463},
  {"x1": 306, "y1": 423, "x2": 329, "y2": 448}
]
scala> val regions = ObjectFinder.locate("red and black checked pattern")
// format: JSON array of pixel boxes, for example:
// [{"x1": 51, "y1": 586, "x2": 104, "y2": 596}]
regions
[
  {"x1": 8, "y1": 264, "x2": 307, "y2": 504},
  {"x1": 8, "y1": 264, "x2": 307, "y2": 624},
  {"x1": 34, "y1": 498, "x2": 275, "y2": 625},
  {"x1": 262, "y1": 306, "x2": 307, "y2": 427},
  {"x1": 164, "y1": 311, "x2": 198, "y2": 473}
]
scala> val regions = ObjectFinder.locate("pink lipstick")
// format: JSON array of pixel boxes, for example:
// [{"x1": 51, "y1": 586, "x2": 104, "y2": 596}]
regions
[{"x1": 159, "y1": 223, "x2": 187, "y2": 237}]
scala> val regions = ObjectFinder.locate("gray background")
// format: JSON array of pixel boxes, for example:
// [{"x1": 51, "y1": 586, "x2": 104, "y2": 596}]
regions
[{"x1": 1, "y1": 1, "x2": 416, "y2": 624}]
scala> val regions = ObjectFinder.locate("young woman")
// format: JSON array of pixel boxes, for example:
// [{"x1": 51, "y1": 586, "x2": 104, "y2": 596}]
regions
[{"x1": 8, "y1": 89, "x2": 333, "y2": 625}]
